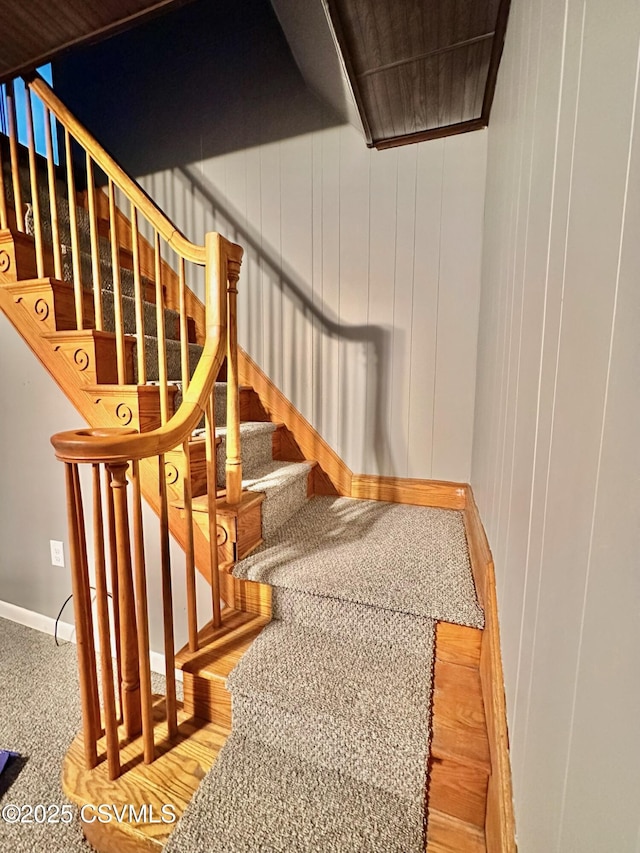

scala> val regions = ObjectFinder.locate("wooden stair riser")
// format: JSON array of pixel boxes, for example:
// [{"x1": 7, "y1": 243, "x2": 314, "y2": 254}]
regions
[
  {"x1": 45, "y1": 329, "x2": 136, "y2": 385},
  {"x1": 86, "y1": 384, "x2": 179, "y2": 433},
  {"x1": 4, "y1": 277, "x2": 95, "y2": 333},
  {"x1": 0, "y1": 228, "x2": 50, "y2": 283},
  {"x1": 190, "y1": 492, "x2": 265, "y2": 569}
]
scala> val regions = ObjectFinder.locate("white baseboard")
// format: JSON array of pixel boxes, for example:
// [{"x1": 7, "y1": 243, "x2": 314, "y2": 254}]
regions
[{"x1": 0, "y1": 599, "x2": 181, "y2": 680}]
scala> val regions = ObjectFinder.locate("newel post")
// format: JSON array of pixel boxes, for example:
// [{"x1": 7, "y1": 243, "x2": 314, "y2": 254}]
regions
[
  {"x1": 225, "y1": 252, "x2": 243, "y2": 505},
  {"x1": 107, "y1": 461, "x2": 142, "y2": 739}
]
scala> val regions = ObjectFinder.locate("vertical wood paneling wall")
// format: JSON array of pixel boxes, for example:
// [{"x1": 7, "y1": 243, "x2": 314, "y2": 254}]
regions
[
  {"x1": 471, "y1": 0, "x2": 640, "y2": 849},
  {"x1": 140, "y1": 126, "x2": 487, "y2": 481}
]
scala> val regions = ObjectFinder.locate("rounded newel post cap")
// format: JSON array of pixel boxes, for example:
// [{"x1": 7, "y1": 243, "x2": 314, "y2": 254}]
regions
[{"x1": 51, "y1": 427, "x2": 139, "y2": 464}]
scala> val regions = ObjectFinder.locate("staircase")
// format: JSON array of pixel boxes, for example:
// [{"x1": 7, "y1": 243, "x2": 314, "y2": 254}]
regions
[{"x1": 0, "y1": 73, "x2": 497, "y2": 853}]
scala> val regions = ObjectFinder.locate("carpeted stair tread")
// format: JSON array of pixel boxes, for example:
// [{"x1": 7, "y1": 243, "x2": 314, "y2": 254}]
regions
[
  {"x1": 227, "y1": 619, "x2": 433, "y2": 797},
  {"x1": 233, "y1": 495, "x2": 484, "y2": 628},
  {"x1": 271, "y1": 586, "x2": 437, "y2": 646},
  {"x1": 216, "y1": 421, "x2": 276, "y2": 486},
  {"x1": 102, "y1": 291, "x2": 182, "y2": 341},
  {"x1": 135, "y1": 337, "x2": 203, "y2": 383},
  {"x1": 163, "y1": 732, "x2": 425, "y2": 853},
  {"x1": 243, "y1": 459, "x2": 313, "y2": 539}
]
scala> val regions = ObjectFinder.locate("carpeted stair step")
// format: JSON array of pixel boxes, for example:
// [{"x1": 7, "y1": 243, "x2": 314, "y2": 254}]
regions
[
  {"x1": 233, "y1": 496, "x2": 485, "y2": 628},
  {"x1": 163, "y1": 732, "x2": 425, "y2": 853},
  {"x1": 192, "y1": 421, "x2": 277, "y2": 487},
  {"x1": 227, "y1": 618, "x2": 434, "y2": 799},
  {"x1": 101, "y1": 291, "x2": 182, "y2": 341},
  {"x1": 136, "y1": 337, "x2": 203, "y2": 383},
  {"x1": 242, "y1": 459, "x2": 313, "y2": 540}
]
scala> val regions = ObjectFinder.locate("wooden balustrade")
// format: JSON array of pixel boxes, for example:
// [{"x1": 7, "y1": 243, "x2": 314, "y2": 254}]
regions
[{"x1": 2, "y1": 71, "x2": 247, "y2": 779}]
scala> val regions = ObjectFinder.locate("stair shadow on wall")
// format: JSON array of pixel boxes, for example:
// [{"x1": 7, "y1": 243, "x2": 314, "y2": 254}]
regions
[{"x1": 176, "y1": 165, "x2": 402, "y2": 478}]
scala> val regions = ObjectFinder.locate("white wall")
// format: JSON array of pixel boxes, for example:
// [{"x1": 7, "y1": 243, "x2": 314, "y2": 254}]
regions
[
  {"x1": 141, "y1": 125, "x2": 487, "y2": 481},
  {"x1": 472, "y1": 0, "x2": 640, "y2": 849}
]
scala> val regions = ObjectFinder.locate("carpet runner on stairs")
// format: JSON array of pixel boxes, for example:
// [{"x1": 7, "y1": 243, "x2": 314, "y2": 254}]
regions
[{"x1": 166, "y1": 499, "x2": 483, "y2": 853}]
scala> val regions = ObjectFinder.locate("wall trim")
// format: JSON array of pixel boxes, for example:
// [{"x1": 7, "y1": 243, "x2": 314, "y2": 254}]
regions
[
  {"x1": 351, "y1": 474, "x2": 467, "y2": 509},
  {"x1": 238, "y1": 346, "x2": 353, "y2": 496},
  {"x1": 0, "y1": 599, "x2": 177, "y2": 680},
  {"x1": 463, "y1": 488, "x2": 517, "y2": 853}
]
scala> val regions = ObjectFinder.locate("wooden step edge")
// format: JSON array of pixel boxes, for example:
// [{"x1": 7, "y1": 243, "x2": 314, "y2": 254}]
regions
[
  {"x1": 42, "y1": 327, "x2": 137, "y2": 344},
  {"x1": 426, "y1": 808, "x2": 486, "y2": 853},
  {"x1": 175, "y1": 608, "x2": 270, "y2": 677},
  {"x1": 185, "y1": 489, "x2": 266, "y2": 516}
]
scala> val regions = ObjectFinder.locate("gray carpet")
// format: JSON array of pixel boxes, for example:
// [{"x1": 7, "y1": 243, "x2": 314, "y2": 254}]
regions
[
  {"x1": 0, "y1": 618, "x2": 90, "y2": 852},
  {"x1": 234, "y1": 496, "x2": 484, "y2": 628},
  {"x1": 165, "y1": 733, "x2": 425, "y2": 853}
]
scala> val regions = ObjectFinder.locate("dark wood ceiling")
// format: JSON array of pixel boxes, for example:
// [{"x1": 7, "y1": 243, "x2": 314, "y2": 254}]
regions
[
  {"x1": 324, "y1": 0, "x2": 511, "y2": 148},
  {"x1": 0, "y1": 0, "x2": 192, "y2": 83}
]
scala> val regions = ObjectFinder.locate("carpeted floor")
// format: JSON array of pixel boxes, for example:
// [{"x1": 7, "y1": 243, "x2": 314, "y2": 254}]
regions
[
  {"x1": 0, "y1": 618, "x2": 90, "y2": 852},
  {"x1": 234, "y1": 495, "x2": 484, "y2": 628}
]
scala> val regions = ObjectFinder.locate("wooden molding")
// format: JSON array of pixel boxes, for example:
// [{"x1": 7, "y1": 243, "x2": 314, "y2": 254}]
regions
[
  {"x1": 237, "y1": 346, "x2": 353, "y2": 496},
  {"x1": 465, "y1": 486, "x2": 517, "y2": 853},
  {"x1": 351, "y1": 474, "x2": 467, "y2": 509}
]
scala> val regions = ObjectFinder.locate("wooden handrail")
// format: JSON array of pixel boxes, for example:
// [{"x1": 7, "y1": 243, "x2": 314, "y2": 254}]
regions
[
  {"x1": 26, "y1": 73, "x2": 205, "y2": 266},
  {"x1": 51, "y1": 234, "x2": 242, "y2": 464}
]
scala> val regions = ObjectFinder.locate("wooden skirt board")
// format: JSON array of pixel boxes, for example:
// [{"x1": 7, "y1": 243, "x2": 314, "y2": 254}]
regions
[{"x1": 61, "y1": 698, "x2": 229, "y2": 853}]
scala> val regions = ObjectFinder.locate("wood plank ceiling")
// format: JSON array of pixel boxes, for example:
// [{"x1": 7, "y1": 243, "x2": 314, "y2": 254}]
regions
[
  {"x1": 324, "y1": 0, "x2": 511, "y2": 148},
  {"x1": 0, "y1": 0, "x2": 193, "y2": 83}
]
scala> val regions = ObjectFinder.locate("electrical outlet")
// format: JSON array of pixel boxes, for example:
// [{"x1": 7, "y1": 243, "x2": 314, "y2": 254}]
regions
[{"x1": 50, "y1": 540, "x2": 65, "y2": 568}]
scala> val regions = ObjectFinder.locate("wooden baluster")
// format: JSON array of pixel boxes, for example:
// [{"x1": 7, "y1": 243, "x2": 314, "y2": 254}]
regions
[
  {"x1": 64, "y1": 129, "x2": 83, "y2": 329},
  {"x1": 131, "y1": 204, "x2": 146, "y2": 383},
  {"x1": 108, "y1": 180, "x2": 126, "y2": 383},
  {"x1": 24, "y1": 86, "x2": 44, "y2": 277},
  {"x1": 0, "y1": 135, "x2": 7, "y2": 230},
  {"x1": 154, "y1": 232, "x2": 169, "y2": 424},
  {"x1": 6, "y1": 80, "x2": 24, "y2": 232},
  {"x1": 182, "y1": 438, "x2": 198, "y2": 651},
  {"x1": 178, "y1": 257, "x2": 189, "y2": 390},
  {"x1": 43, "y1": 105, "x2": 62, "y2": 280},
  {"x1": 205, "y1": 395, "x2": 222, "y2": 629},
  {"x1": 107, "y1": 462, "x2": 142, "y2": 739},
  {"x1": 86, "y1": 155, "x2": 103, "y2": 330},
  {"x1": 130, "y1": 460, "x2": 155, "y2": 763},
  {"x1": 104, "y1": 467, "x2": 123, "y2": 723},
  {"x1": 64, "y1": 463, "x2": 99, "y2": 769},
  {"x1": 225, "y1": 256, "x2": 243, "y2": 505},
  {"x1": 159, "y1": 454, "x2": 178, "y2": 737},
  {"x1": 91, "y1": 465, "x2": 120, "y2": 780}
]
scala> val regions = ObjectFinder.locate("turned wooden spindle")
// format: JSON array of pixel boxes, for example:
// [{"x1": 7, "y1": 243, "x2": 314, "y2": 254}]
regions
[
  {"x1": 0, "y1": 142, "x2": 7, "y2": 230},
  {"x1": 107, "y1": 462, "x2": 142, "y2": 739},
  {"x1": 155, "y1": 232, "x2": 170, "y2": 425},
  {"x1": 64, "y1": 463, "x2": 99, "y2": 769},
  {"x1": 104, "y1": 467, "x2": 123, "y2": 723},
  {"x1": 64, "y1": 129, "x2": 83, "y2": 329},
  {"x1": 131, "y1": 204, "x2": 147, "y2": 384},
  {"x1": 86, "y1": 155, "x2": 103, "y2": 330},
  {"x1": 225, "y1": 256, "x2": 243, "y2": 505},
  {"x1": 130, "y1": 460, "x2": 155, "y2": 763},
  {"x1": 178, "y1": 256, "x2": 190, "y2": 390},
  {"x1": 42, "y1": 105, "x2": 62, "y2": 280},
  {"x1": 6, "y1": 81, "x2": 23, "y2": 232},
  {"x1": 205, "y1": 394, "x2": 222, "y2": 628},
  {"x1": 182, "y1": 438, "x2": 199, "y2": 651},
  {"x1": 158, "y1": 454, "x2": 178, "y2": 738},
  {"x1": 24, "y1": 86, "x2": 44, "y2": 277},
  {"x1": 91, "y1": 465, "x2": 120, "y2": 780},
  {"x1": 108, "y1": 180, "x2": 126, "y2": 384}
]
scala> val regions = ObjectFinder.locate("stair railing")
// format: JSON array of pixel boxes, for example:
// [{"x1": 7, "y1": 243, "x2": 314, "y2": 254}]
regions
[
  {"x1": 0, "y1": 72, "x2": 247, "y2": 779},
  {"x1": 50, "y1": 232, "x2": 242, "y2": 781}
]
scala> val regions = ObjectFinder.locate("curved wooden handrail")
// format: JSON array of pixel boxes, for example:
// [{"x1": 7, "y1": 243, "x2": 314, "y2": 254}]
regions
[
  {"x1": 26, "y1": 73, "x2": 205, "y2": 265},
  {"x1": 51, "y1": 233, "x2": 243, "y2": 464}
]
